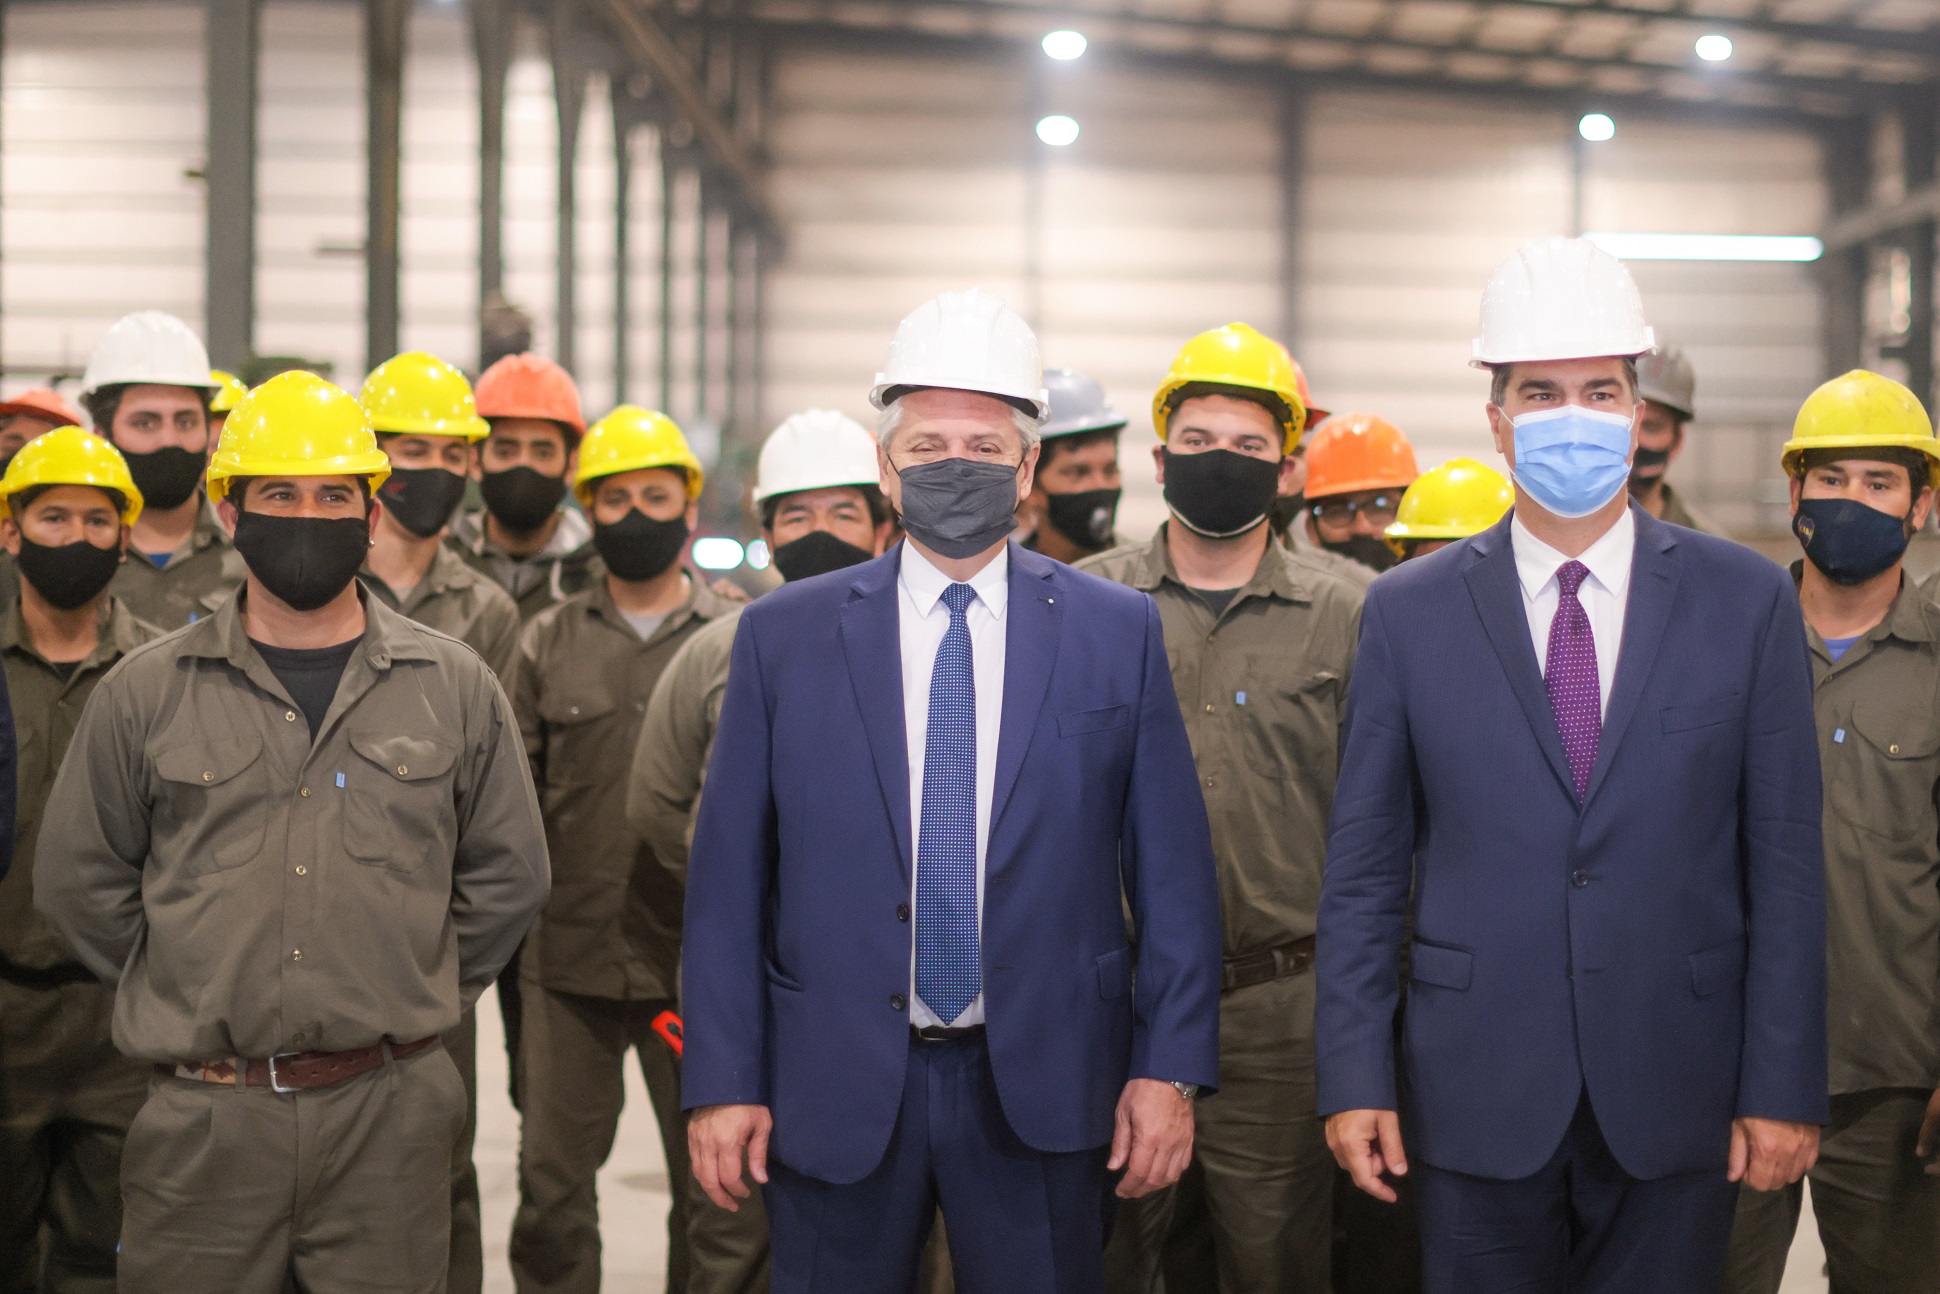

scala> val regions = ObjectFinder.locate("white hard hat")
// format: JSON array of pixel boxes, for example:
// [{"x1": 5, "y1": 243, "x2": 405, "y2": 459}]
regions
[
  {"x1": 753, "y1": 408, "x2": 881, "y2": 504},
  {"x1": 1471, "y1": 237, "x2": 1655, "y2": 369},
  {"x1": 869, "y1": 288, "x2": 1049, "y2": 419},
  {"x1": 81, "y1": 310, "x2": 218, "y2": 394}
]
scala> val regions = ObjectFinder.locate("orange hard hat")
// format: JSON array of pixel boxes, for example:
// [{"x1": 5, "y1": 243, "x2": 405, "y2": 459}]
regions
[
  {"x1": 1303, "y1": 412, "x2": 1420, "y2": 499},
  {"x1": 1287, "y1": 355, "x2": 1329, "y2": 433},
  {"x1": 0, "y1": 387, "x2": 82, "y2": 428},
  {"x1": 474, "y1": 353, "x2": 586, "y2": 439}
]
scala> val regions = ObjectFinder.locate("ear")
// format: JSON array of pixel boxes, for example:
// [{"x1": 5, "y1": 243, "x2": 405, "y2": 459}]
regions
[
  {"x1": 685, "y1": 500, "x2": 701, "y2": 529},
  {"x1": 1486, "y1": 404, "x2": 1514, "y2": 465},
  {"x1": 216, "y1": 495, "x2": 240, "y2": 535},
  {"x1": 1276, "y1": 455, "x2": 1300, "y2": 497},
  {"x1": 1913, "y1": 483, "x2": 1935, "y2": 531},
  {"x1": 1015, "y1": 441, "x2": 1040, "y2": 503},
  {"x1": 1151, "y1": 442, "x2": 1167, "y2": 485},
  {"x1": 872, "y1": 520, "x2": 894, "y2": 556},
  {"x1": 1787, "y1": 473, "x2": 1804, "y2": 517},
  {"x1": 366, "y1": 497, "x2": 384, "y2": 541},
  {"x1": 0, "y1": 515, "x2": 19, "y2": 558}
]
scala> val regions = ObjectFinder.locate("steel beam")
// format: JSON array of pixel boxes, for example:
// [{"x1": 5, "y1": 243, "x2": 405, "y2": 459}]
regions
[
  {"x1": 204, "y1": 0, "x2": 258, "y2": 370},
  {"x1": 472, "y1": 0, "x2": 513, "y2": 370},
  {"x1": 551, "y1": 2, "x2": 591, "y2": 375},
  {"x1": 1474, "y1": 0, "x2": 1940, "y2": 59},
  {"x1": 1897, "y1": 91, "x2": 1936, "y2": 411},
  {"x1": 659, "y1": 144, "x2": 676, "y2": 414},
  {"x1": 613, "y1": 85, "x2": 634, "y2": 405},
  {"x1": 1818, "y1": 114, "x2": 1871, "y2": 378},
  {"x1": 1277, "y1": 85, "x2": 1305, "y2": 356},
  {"x1": 365, "y1": 0, "x2": 407, "y2": 371}
]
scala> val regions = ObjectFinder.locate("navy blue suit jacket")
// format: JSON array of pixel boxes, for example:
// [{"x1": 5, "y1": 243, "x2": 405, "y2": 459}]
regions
[
  {"x1": 1316, "y1": 508, "x2": 1827, "y2": 1181},
  {"x1": 682, "y1": 542, "x2": 1222, "y2": 1185}
]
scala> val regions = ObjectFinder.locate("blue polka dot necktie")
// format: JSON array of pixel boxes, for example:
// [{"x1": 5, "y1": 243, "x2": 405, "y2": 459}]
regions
[
  {"x1": 916, "y1": 581, "x2": 980, "y2": 1024},
  {"x1": 1546, "y1": 560, "x2": 1602, "y2": 800}
]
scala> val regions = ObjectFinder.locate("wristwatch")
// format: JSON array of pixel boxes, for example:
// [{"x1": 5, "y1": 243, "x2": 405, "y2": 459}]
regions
[{"x1": 1170, "y1": 1081, "x2": 1200, "y2": 1101}]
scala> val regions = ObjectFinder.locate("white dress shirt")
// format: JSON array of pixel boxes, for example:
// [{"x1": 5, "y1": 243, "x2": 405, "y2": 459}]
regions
[
  {"x1": 899, "y1": 543, "x2": 1008, "y2": 1027},
  {"x1": 1511, "y1": 507, "x2": 1635, "y2": 719}
]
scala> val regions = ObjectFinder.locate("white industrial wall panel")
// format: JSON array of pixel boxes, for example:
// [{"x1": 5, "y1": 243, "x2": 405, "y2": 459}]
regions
[
  {"x1": 1300, "y1": 90, "x2": 1824, "y2": 534},
  {"x1": 763, "y1": 45, "x2": 1284, "y2": 537},
  {"x1": 2, "y1": 1, "x2": 205, "y2": 382},
  {"x1": 399, "y1": 4, "x2": 481, "y2": 373}
]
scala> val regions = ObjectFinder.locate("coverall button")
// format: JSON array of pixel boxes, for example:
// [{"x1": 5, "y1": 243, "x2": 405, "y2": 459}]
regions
[
  {"x1": 1890, "y1": 743, "x2": 1901, "y2": 754},
  {"x1": 396, "y1": 765, "x2": 408, "y2": 776},
  {"x1": 295, "y1": 866, "x2": 307, "y2": 877},
  {"x1": 201, "y1": 771, "x2": 214, "y2": 782},
  {"x1": 1204, "y1": 704, "x2": 1215, "y2": 713},
  {"x1": 299, "y1": 787, "x2": 311, "y2": 798},
  {"x1": 291, "y1": 949, "x2": 303, "y2": 961},
  {"x1": 889, "y1": 993, "x2": 907, "y2": 1011},
  {"x1": 286, "y1": 711, "x2": 297, "y2": 722}
]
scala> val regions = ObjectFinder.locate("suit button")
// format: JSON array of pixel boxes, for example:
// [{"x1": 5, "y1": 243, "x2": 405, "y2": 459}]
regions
[
  {"x1": 1571, "y1": 869, "x2": 1591, "y2": 887},
  {"x1": 889, "y1": 993, "x2": 907, "y2": 1011},
  {"x1": 896, "y1": 903, "x2": 910, "y2": 923}
]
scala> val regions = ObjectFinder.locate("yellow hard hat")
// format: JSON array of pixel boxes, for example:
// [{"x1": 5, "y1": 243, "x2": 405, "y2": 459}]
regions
[
  {"x1": 0, "y1": 425, "x2": 143, "y2": 525},
  {"x1": 358, "y1": 351, "x2": 490, "y2": 440},
  {"x1": 1153, "y1": 323, "x2": 1308, "y2": 455},
  {"x1": 1386, "y1": 457, "x2": 1513, "y2": 543},
  {"x1": 573, "y1": 405, "x2": 705, "y2": 507},
  {"x1": 209, "y1": 370, "x2": 249, "y2": 415},
  {"x1": 1782, "y1": 369, "x2": 1940, "y2": 489},
  {"x1": 206, "y1": 370, "x2": 392, "y2": 504}
]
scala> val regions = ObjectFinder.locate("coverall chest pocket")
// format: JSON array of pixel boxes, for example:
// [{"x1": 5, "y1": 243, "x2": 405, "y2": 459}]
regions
[
  {"x1": 343, "y1": 732, "x2": 460, "y2": 873},
  {"x1": 1236, "y1": 652, "x2": 1340, "y2": 782},
  {"x1": 152, "y1": 737, "x2": 267, "y2": 877},
  {"x1": 537, "y1": 694, "x2": 619, "y2": 790},
  {"x1": 1833, "y1": 700, "x2": 1940, "y2": 849}
]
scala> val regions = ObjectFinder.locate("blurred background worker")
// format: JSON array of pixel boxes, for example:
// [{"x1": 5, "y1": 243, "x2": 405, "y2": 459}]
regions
[
  {"x1": 453, "y1": 353, "x2": 598, "y2": 622},
  {"x1": 1722, "y1": 370, "x2": 1940, "y2": 1294},
  {"x1": 79, "y1": 311, "x2": 243, "y2": 629},
  {"x1": 34, "y1": 371, "x2": 547, "y2": 1294},
  {"x1": 1014, "y1": 368, "x2": 1125, "y2": 563},
  {"x1": 356, "y1": 350, "x2": 522, "y2": 1294},
  {"x1": 1386, "y1": 457, "x2": 1515, "y2": 562},
  {"x1": 1627, "y1": 344, "x2": 1719, "y2": 534},
  {"x1": 207, "y1": 370, "x2": 248, "y2": 454},
  {"x1": 1086, "y1": 321, "x2": 1365, "y2": 1294},
  {"x1": 508, "y1": 406, "x2": 740, "y2": 1294},
  {"x1": 0, "y1": 429, "x2": 149, "y2": 1294},
  {"x1": 623, "y1": 406, "x2": 893, "y2": 1294},
  {"x1": 0, "y1": 390, "x2": 84, "y2": 476},
  {"x1": 1300, "y1": 413, "x2": 1421, "y2": 577}
]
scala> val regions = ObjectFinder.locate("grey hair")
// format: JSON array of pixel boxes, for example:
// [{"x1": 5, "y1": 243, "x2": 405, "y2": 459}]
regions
[{"x1": 876, "y1": 395, "x2": 1043, "y2": 453}]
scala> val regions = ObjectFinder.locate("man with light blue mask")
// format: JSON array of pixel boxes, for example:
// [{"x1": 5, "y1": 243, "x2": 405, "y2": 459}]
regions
[{"x1": 1319, "y1": 236, "x2": 1827, "y2": 1294}]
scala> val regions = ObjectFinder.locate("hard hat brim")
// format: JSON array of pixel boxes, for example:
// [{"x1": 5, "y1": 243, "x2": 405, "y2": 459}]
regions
[
  {"x1": 1469, "y1": 330, "x2": 1657, "y2": 369},
  {"x1": 870, "y1": 381, "x2": 1051, "y2": 422},
  {"x1": 1040, "y1": 413, "x2": 1129, "y2": 440}
]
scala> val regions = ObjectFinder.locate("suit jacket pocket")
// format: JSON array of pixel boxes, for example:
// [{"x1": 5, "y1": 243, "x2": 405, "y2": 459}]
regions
[
  {"x1": 1661, "y1": 693, "x2": 1742, "y2": 734},
  {"x1": 1060, "y1": 705, "x2": 1131, "y2": 738},
  {"x1": 1096, "y1": 947, "x2": 1131, "y2": 999},
  {"x1": 1409, "y1": 941, "x2": 1473, "y2": 991},
  {"x1": 1689, "y1": 937, "x2": 1746, "y2": 998}
]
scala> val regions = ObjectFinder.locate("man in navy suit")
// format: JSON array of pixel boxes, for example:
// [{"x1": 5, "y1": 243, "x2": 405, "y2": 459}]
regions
[
  {"x1": 680, "y1": 289, "x2": 1223, "y2": 1294},
  {"x1": 1317, "y1": 238, "x2": 1828, "y2": 1292}
]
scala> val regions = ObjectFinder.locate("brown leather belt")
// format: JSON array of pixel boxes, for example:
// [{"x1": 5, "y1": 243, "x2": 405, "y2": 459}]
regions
[
  {"x1": 912, "y1": 1024, "x2": 986, "y2": 1043},
  {"x1": 1222, "y1": 936, "x2": 1316, "y2": 994},
  {"x1": 156, "y1": 1036, "x2": 439, "y2": 1092}
]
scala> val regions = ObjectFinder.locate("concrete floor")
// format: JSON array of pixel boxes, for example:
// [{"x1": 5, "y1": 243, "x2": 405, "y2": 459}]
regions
[{"x1": 468, "y1": 991, "x2": 1833, "y2": 1293}]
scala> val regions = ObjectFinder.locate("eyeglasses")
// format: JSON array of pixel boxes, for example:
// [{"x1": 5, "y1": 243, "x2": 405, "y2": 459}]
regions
[{"x1": 1309, "y1": 495, "x2": 1401, "y2": 526}]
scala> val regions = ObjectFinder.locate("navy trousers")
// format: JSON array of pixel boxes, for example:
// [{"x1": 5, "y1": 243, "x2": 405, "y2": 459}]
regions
[
  {"x1": 1416, "y1": 1092, "x2": 1738, "y2": 1294},
  {"x1": 763, "y1": 1032, "x2": 1114, "y2": 1294}
]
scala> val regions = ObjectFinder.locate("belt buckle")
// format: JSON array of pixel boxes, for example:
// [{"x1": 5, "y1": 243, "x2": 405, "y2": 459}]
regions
[{"x1": 267, "y1": 1053, "x2": 302, "y2": 1093}]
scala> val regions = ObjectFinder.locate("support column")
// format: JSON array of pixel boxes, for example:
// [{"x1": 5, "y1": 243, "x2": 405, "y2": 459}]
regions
[
  {"x1": 695, "y1": 180, "x2": 709, "y2": 421},
  {"x1": 1820, "y1": 114, "x2": 1872, "y2": 378},
  {"x1": 472, "y1": 0, "x2": 512, "y2": 369},
  {"x1": 205, "y1": 0, "x2": 258, "y2": 370},
  {"x1": 659, "y1": 154, "x2": 676, "y2": 413},
  {"x1": 365, "y1": 0, "x2": 407, "y2": 371},
  {"x1": 1277, "y1": 84, "x2": 1306, "y2": 356},
  {"x1": 550, "y1": 5, "x2": 588, "y2": 374},
  {"x1": 612, "y1": 92, "x2": 633, "y2": 404},
  {"x1": 1902, "y1": 90, "x2": 1936, "y2": 411}
]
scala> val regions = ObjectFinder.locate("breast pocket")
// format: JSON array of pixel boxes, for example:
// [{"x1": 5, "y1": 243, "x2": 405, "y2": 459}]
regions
[
  {"x1": 1236, "y1": 653, "x2": 1340, "y2": 782},
  {"x1": 152, "y1": 737, "x2": 267, "y2": 877},
  {"x1": 1832, "y1": 699, "x2": 1940, "y2": 849},
  {"x1": 537, "y1": 694, "x2": 619, "y2": 790},
  {"x1": 1058, "y1": 705, "x2": 1131, "y2": 738},
  {"x1": 1660, "y1": 693, "x2": 1742, "y2": 735},
  {"x1": 343, "y1": 732, "x2": 460, "y2": 874}
]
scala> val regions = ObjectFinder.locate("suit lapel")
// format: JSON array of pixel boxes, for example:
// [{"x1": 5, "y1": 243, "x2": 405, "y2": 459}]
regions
[
  {"x1": 1463, "y1": 516, "x2": 1576, "y2": 800},
  {"x1": 991, "y1": 544, "x2": 1061, "y2": 838},
  {"x1": 839, "y1": 551, "x2": 914, "y2": 880},
  {"x1": 1583, "y1": 510, "x2": 1680, "y2": 806}
]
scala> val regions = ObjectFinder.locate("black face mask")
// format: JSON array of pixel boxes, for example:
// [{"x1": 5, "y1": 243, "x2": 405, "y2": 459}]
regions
[
  {"x1": 594, "y1": 509, "x2": 689, "y2": 582},
  {"x1": 1323, "y1": 532, "x2": 1399, "y2": 574},
  {"x1": 378, "y1": 467, "x2": 469, "y2": 539},
  {"x1": 772, "y1": 529, "x2": 874, "y2": 582},
  {"x1": 480, "y1": 466, "x2": 568, "y2": 533},
  {"x1": 1161, "y1": 448, "x2": 1282, "y2": 539},
  {"x1": 123, "y1": 445, "x2": 207, "y2": 512},
  {"x1": 17, "y1": 537, "x2": 121, "y2": 611},
  {"x1": 1043, "y1": 487, "x2": 1120, "y2": 552},
  {"x1": 1629, "y1": 444, "x2": 1672, "y2": 485},
  {"x1": 232, "y1": 511, "x2": 372, "y2": 612},
  {"x1": 894, "y1": 458, "x2": 1021, "y2": 559},
  {"x1": 1794, "y1": 496, "x2": 1914, "y2": 586}
]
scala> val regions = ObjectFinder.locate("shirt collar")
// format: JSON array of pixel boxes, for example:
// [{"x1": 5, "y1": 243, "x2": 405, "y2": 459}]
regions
[
  {"x1": 899, "y1": 541, "x2": 1010, "y2": 619},
  {"x1": 1511, "y1": 505, "x2": 1635, "y2": 603}
]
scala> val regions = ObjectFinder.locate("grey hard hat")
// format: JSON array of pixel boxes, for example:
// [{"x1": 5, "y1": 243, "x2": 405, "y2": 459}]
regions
[
  {"x1": 1636, "y1": 344, "x2": 1696, "y2": 421},
  {"x1": 1041, "y1": 368, "x2": 1129, "y2": 439}
]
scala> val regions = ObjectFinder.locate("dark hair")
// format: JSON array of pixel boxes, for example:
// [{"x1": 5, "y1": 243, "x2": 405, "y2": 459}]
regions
[
  {"x1": 483, "y1": 416, "x2": 580, "y2": 452},
  {"x1": 1796, "y1": 447, "x2": 1933, "y2": 494},
  {"x1": 1488, "y1": 357, "x2": 1640, "y2": 407},
  {"x1": 1037, "y1": 426, "x2": 1122, "y2": 470},
  {"x1": 226, "y1": 476, "x2": 373, "y2": 508},
  {"x1": 8, "y1": 482, "x2": 127, "y2": 517},
  {"x1": 759, "y1": 483, "x2": 889, "y2": 532},
  {"x1": 1162, "y1": 382, "x2": 1292, "y2": 443},
  {"x1": 82, "y1": 382, "x2": 213, "y2": 436}
]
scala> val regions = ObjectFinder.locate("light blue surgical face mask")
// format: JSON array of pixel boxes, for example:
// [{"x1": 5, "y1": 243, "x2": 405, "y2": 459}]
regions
[{"x1": 1510, "y1": 405, "x2": 1635, "y2": 519}]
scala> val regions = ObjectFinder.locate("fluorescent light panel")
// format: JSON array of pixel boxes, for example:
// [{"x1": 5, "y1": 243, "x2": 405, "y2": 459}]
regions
[{"x1": 1584, "y1": 232, "x2": 1823, "y2": 262}]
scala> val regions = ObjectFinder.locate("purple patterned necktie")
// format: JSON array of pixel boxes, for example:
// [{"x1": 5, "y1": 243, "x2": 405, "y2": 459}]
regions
[{"x1": 1546, "y1": 560, "x2": 1602, "y2": 799}]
